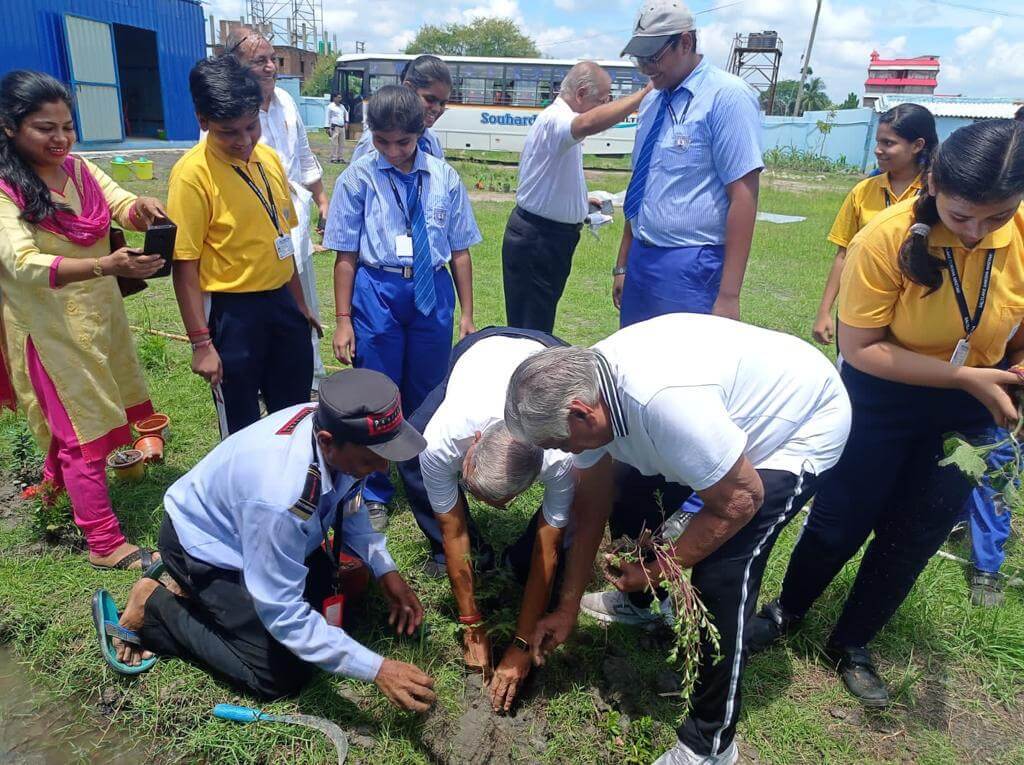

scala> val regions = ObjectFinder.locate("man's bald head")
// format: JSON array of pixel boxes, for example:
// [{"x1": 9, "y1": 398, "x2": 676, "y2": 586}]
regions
[
  {"x1": 222, "y1": 28, "x2": 277, "y2": 101},
  {"x1": 560, "y1": 61, "x2": 612, "y2": 114}
]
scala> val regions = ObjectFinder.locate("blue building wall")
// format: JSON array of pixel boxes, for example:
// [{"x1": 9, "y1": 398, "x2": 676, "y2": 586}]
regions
[
  {"x1": 0, "y1": 0, "x2": 206, "y2": 141},
  {"x1": 762, "y1": 108, "x2": 877, "y2": 171}
]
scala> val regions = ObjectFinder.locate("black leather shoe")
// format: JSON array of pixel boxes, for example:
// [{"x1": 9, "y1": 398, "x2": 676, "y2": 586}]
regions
[
  {"x1": 745, "y1": 598, "x2": 799, "y2": 655},
  {"x1": 827, "y1": 641, "x2": 889, "y2": 708}
]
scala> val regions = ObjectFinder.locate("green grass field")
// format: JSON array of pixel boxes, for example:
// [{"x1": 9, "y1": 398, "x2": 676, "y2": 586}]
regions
[{"x1": 0, "y1": 134, "x2": 1022, "y2": 764}]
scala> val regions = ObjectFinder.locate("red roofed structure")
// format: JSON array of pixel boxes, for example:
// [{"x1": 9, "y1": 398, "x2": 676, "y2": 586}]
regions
[{"x1": 863, "y1": 51, "x2": 940, "y2": 108}]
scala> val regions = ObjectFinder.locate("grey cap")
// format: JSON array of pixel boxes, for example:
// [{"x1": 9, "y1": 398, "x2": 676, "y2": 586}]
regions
[
  {"x1": 314, "y1": 369, "x2": 425, "y2": 462},
  {"x1": 621, "y1": 0, "x2": 696, "y2": 58}
]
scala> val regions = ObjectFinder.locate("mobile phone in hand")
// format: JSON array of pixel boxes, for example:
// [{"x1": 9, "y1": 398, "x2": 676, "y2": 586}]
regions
[{"x1": 143, "y1": 218, "x2": 176, "y2": 278}]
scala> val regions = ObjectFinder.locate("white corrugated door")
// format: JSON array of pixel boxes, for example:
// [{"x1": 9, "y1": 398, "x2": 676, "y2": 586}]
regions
[{"x1": 63, "y1": 15, "x2": 123, "y2": 143}]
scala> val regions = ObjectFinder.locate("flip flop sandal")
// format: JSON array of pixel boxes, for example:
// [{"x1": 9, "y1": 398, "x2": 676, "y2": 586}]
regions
[
  {"x1": 91, "y1": 589, "x2": 157, "y2": 675},
  {"x1": 142, "y1": 558, "x2": 165, "y2": 582},
  {"x1": 90, "y1": 547, "x2": 156, "y2": 572}
]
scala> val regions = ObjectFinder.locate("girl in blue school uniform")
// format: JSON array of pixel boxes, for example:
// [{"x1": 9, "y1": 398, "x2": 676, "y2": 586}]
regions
[
  {"x1": 350, "y1": 55, "x2": 451, "y2": 163},
  {"x1": 325, "y1": 85, "x2": 479, "y2": 529}
]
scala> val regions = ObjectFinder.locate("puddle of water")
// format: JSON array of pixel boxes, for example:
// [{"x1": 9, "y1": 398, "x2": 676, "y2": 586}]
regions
[{"x1": 0, "y1": 645, "x2": 144, "y2": 764}]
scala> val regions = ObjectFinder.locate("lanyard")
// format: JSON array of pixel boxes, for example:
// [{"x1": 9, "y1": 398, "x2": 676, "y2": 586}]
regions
[
  {"x1": 385, "y1": 170, "x2": 423, "y2": 236},
  {"x1": 944, "y1": 247, "x2": 996, "y2": 338},
  {"x1": 665, "y1": 89, "x2": 693, "y2": 126},
  {"x1": 309, "y1": 429, "x2": 363, "y2": 594},
  {"x1": 232, "y1": 163, "x2": 282, "y2": 236}
]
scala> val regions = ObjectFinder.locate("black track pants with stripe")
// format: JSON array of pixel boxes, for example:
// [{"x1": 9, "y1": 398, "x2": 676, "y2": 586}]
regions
[{"x1": 612, "y1": 466, "x2": 818, "y2": 756}]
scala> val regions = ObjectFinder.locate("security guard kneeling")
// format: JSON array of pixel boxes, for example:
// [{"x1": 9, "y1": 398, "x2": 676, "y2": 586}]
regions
[{"x1": 97, "y1": 369, "x2": 436, "y2": 711}]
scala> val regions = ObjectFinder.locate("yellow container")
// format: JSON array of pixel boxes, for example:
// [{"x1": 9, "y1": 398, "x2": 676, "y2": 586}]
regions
[
  {"x1": 131, "y1": 159, "x2": 154, "y2": 180},
  {"x1": 109, "y1": 160, "x2": 133, "y2": 182}
]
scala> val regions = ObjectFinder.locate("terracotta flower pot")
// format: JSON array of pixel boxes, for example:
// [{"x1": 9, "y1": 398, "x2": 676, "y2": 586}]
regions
[
  {"x1": 133, "y1": 434, "x2": 165, "y2": 463},
  {"x1": 107, "y1": 449, "x2": 145, "y2": 482},
  {"x1": 134, "y1": 413, "x2": 170, "y2": 440}
]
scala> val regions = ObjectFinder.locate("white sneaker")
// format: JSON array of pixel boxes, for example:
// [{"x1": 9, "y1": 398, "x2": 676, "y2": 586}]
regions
[
  {"x1": 580, "y1": 590, "x2": 664, "y2": 628},
  {"x1": 652, "y1": 740, "x2": 738, "y2": 765}
]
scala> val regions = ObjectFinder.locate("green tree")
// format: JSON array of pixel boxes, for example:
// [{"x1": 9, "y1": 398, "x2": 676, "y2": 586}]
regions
[
  {"x1": 404, "y1": 17, "x2": 539, "y2": 58},
  {"x1": 835, "y1": 91, "x2": 860, "y2": 109},
  {"x1": 302, "y1": 53, "x2": 337, "y2": 97},
  {"x1": 761, "y1": 75, "x2": 833, "y2": 116}
]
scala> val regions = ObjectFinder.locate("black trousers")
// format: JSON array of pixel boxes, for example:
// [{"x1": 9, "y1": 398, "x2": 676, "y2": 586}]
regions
[
  {"x1": 139, "y1": 517, "x2": 334, "y2": 700},
  {"x1": 209, "y1": 286, "x2": 313, "y2": 437},
  {"x1": 610, "y1": 465, "x2": 818, "y2": 756},
  {"x1": 778, "y1": 363, "x2": 995, "y2": 647},
  {"x1": 501, "y1": 206, "x2": 582, "y2": 333}
]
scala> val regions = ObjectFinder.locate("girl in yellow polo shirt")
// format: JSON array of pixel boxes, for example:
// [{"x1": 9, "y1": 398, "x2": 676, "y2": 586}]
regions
[
  {"x1": 749, "y1": 119, "x2": 1024, "y2": 707},
  {"x1": 812, "y1": 104, "x2": 938, "y2": 344}
]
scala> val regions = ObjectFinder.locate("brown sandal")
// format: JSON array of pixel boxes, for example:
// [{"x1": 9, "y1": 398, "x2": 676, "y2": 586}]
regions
[{"x1": 90, "y1": 547, "x2": 156, "y2": 572}]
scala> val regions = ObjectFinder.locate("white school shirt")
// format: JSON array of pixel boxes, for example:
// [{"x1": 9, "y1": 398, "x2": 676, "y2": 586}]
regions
[
  {"x1": 515, "y1": 97, "x2": 588, "y2": 225},
  {"x1": 327, "y1": 102, "x2": 348, "y2": 128},
  {"x1": 573, "y1": 314, "x2": 851, "y2": 489},
  {"x1": 420, "y1": 336, "x2": 576, "y2": 527},
  {"x1": 163, "y1": 404, "x2": 397, "y2": 683}
]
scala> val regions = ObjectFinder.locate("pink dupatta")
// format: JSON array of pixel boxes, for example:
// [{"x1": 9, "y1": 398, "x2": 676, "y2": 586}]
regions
[{"x1": 0, "y1": 156, "x2": 113, "y2": 409}]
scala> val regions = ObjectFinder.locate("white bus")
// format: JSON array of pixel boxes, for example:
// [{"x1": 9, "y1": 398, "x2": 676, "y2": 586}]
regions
[{"x1": 333, "y1": 53, "x2": 646, "y2": 155}]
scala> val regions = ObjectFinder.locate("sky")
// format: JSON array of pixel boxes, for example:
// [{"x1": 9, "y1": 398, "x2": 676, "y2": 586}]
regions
[{"x1": 203, "y1": 0, "x2": 1024, "y2": 103}]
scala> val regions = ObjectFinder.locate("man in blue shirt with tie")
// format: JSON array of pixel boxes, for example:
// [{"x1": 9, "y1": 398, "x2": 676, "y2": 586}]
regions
[{"x1": 614, "y1": 0, "x2": 763, "y2": 325}]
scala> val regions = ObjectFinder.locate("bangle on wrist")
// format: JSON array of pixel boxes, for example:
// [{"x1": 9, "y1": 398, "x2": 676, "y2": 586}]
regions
[
  {"x1": 93, "y1": 258, "x2": 105, "y2": 278},
  {"x1": 191, "y1": 339, "x2": 213, "y2": 351},
  {"x1": 335, "y1": 312, "x2": 352, "y2": 319},
  {"x1": 187, "y1": 328, "x2": 210, "y2": 339},
  {"x1": 458, "y1": 612, "x2": 484, "y2": 626}
]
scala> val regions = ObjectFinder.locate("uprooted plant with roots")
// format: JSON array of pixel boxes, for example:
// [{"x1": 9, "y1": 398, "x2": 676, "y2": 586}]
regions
[{"x1": 607, "y1": 529, "x2": 721, "y2": 716}]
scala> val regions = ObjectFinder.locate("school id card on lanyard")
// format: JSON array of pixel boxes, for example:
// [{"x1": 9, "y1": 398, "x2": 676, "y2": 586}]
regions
[
  {"x1": 232, "y1": 163, "x2": 294, "y2": 260},
  {"x1": 667, "y1": 91, "x2": 694, "y2": 150},
  {"x1": 385, "y1": 170, "x2": 424, "y2": 264},
  {"x1": 945, "y1": 246, "x2": 995, "y2": 367}
]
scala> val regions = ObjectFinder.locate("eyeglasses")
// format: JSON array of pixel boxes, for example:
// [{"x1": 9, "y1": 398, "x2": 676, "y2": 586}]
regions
[
  {"x1": 226, "y1": 34, "x2": 253, "y2": 55},
  {"x1": 629, "y1": 36, "x2": 679, "y2": 67}
]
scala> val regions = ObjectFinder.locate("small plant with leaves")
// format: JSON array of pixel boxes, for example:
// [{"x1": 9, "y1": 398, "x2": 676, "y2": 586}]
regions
[
  {"x1": 608, "y1": 530, "x2": 721, "y2": 716},
  {"x1": 939, "y1": 408, "x2": 1024, "y2": 516}
]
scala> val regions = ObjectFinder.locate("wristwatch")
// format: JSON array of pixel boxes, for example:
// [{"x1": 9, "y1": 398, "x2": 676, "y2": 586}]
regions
[
  {"x1": 612, "y1": 265, "x2": 627, "y2": 277},
  {"x1": 92, "y1": 258, "x2": 104, "y2": 278},
  {"x1": 512, "y1": 635, "x2": 530, "y2": 652}
]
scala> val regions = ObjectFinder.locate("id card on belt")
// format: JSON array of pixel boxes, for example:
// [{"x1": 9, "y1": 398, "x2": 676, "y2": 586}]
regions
[{"x1": 275, "y1": 234, "x2": 295, "y2": 260}]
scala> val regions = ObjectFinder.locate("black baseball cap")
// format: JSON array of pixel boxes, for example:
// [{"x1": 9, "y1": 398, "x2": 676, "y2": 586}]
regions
[{"x1": 314, "y1": 369, "x2": 425, "y2": 461}]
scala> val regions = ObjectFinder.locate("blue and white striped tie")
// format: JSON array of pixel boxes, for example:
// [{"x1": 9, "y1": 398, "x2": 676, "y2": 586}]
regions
[
  {"x1": 407, "y1": 178, "x2": 436, "y2": 316},
  {"x1": 623, "y1": 91, "x2": 671, "y2": 222}
]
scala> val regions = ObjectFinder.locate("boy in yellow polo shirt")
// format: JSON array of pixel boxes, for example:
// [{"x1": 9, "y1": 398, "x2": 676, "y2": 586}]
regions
[
  {"x1": 749, "y1": 119, "x2": 1024, "y2": 707},
  {"x1": 812, "y1": 104, "x2": 938, "y2": 345},
  {"x1": 168, "y1": 57, "x2": 321, "y2": 436}
]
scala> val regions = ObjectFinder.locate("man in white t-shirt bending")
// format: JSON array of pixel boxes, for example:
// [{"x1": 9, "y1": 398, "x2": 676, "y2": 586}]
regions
[
  {"x1": 501, "y1": 63, "x2": 651, "y2": 333},
  {"x1": 504, "y1": 313, "x2": 851, "y2": 765},
  {"x1": 395, "y1": 326, "x2": 575, "y2": 714}
]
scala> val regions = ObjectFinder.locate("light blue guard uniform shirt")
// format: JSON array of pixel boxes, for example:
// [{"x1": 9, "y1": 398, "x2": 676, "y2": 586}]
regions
[
  {"x1": 162, "y1": 404, "x2": 396, "y2": 683},
  {"x1": 351, "y1": 126, "x2": 445, "y2": 164},
  {"x1": 323, "y1": 149, "x2": 481, "y2": 268},
  {"x1": 630, "y1": 57, "x2": 763, "y2": 248}
]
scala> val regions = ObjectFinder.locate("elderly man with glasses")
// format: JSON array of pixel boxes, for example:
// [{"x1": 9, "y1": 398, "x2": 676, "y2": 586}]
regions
[{"x1": 222, "y1": 28, "x2": 330, "y2": 388}]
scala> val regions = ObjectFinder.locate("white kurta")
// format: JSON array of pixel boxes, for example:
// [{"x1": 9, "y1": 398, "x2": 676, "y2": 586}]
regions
[{"x1": 260, "y1": 87, "x2": 327, "y2": 379}]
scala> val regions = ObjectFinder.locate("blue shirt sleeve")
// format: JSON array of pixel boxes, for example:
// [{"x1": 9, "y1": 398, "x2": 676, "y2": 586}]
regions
[
  {"x1": 444, "y1": 169, "x2": 482, "y2": 252},
  {"x1": 238, "y1": 500, "x2": 384, "y2": 682},
  {"x1": 709, "y1": 85, "x2": 764, "y2": 186},
  {"x1": 322, "y1": 167, "x2": 366, "y2": 252}
]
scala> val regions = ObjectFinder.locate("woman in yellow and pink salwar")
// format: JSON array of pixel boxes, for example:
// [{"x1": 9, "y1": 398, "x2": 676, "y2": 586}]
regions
[{"x1": 0, "y1": 71, "x2": 167, "y2": 570}]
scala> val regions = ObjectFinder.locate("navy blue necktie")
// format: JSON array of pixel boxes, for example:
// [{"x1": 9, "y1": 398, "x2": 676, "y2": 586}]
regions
[
  {"x1": 623, "y1": 91, "x2": 671, "y2": 221},
  {"x1": 417, "y1": 135, "x2": 433, "y2": 156},
  {"x1": 403, "y1": 174, "x2": 436, "y2": 315}
]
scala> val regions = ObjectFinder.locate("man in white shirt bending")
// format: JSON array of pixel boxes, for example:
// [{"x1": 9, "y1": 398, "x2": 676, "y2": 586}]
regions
[
  {"x1": 325, "y1": 93, "x2": 348, "y2": 164},
  {"x1": 395, "y1": 326, "x2": 576, "y2": 713},
  {"x1": 505, "y1": 313, "x2": 851, "y2": 765},
  {"x1": 224, "y1": 28, "x2": 329, "y2": 385},
  {"x1": 501, "y1": 63, "x2": 651, "y2": 333}
]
